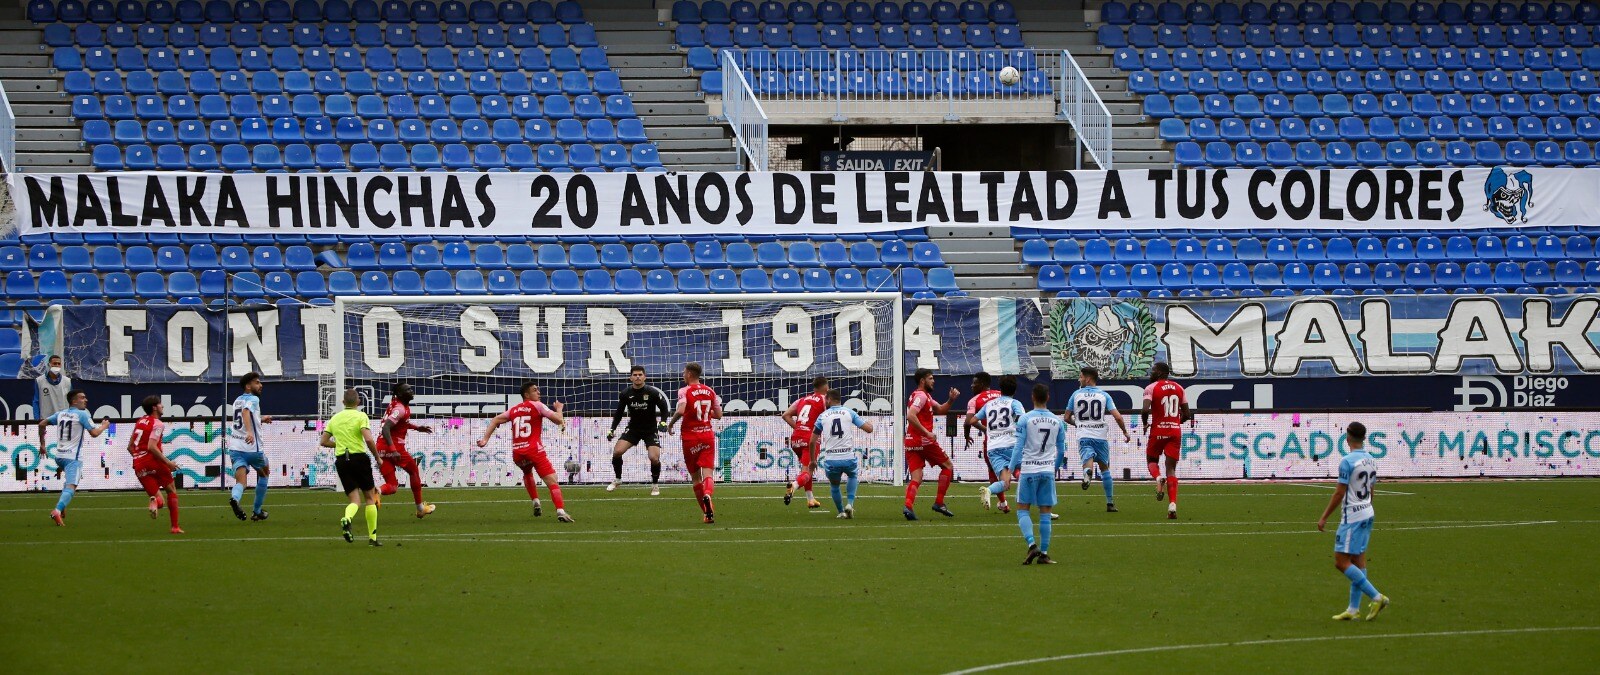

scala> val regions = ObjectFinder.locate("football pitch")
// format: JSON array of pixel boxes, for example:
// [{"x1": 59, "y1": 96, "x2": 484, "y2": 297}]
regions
[{"x1": 3, "y1": 480, "x2": 1597, "y2": 673}]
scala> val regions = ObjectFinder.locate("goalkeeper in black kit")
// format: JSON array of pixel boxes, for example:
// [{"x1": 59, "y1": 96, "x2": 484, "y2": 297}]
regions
[{"x1": 606, "y1": 365, "x2": 672, "y2": 495}]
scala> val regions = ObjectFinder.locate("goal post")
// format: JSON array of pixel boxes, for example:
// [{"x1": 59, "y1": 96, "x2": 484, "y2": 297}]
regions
[{"x1": 323, "y1": 293, "x2": 907, "y2": 488}]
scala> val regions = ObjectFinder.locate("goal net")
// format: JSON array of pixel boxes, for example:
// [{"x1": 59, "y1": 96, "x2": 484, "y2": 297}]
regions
[{"x1": 320, "y1": 293, "x2": 905, "y2": 489}]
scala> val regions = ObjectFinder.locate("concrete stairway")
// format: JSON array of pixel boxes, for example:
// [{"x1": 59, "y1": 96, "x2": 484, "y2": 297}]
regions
[
  {"x1": 1011, "y1": 0, "x2": 1171, "y2": 169},
  {"x1": 0, "y1": 4, "x2": 87, "y2": 174},
  {"x1": 927, "y1": 225, "x2": 1040, "y2": 298},
  {"x1": 585, "y1": 2, "x2": 738, "y2": 171}
]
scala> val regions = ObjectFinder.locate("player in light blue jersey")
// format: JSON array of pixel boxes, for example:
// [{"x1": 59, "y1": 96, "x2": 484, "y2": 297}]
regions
[
  {"x1": 1010, "y1": 384, "x2": 1067, "y2": 565},
  {"x1": 1065, "y1": 367, "x2": 1131, "y2": 513},
  {"x1": 227, "y1": 372, "x2": 274, "y2": 521},
  {"x1": 809, "y1": 390, "x2": 875, "y2": 519},
  {"x1": 976, "y1": 376, "x2": 1026, "y2": 511},
  {"x1": 37, "y1": 389, "x2": 110, "y2": 526},
  {"x1": 1317, "y1": 421, "x2": 1391, "y2": 621}
]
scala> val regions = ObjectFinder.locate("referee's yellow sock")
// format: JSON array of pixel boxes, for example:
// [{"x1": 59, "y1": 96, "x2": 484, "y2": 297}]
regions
[
  {"x1": 343, "y1": 503, "x2": 358, "y2": 522},
  {"x1": 364, "y1": 504, "x2": 379, "y2": 541}
]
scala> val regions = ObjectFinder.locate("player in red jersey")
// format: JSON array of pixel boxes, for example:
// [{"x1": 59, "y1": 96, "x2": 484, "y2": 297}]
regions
[
  {"x1": 1142, "y1": 362, "x2": 1191, "y2": 520},
  {"x1": 477, "y1": 382, "x2": 572, "y2": 522},
  {"x1": 376, "y1": 383, "x2": 436, "y2": 518},
  {"x1": 780, "y1": 376, "x2": 830, "y2": 509},
  {"x1": 667, "y1": 362, "x2": 722, "y2": 523},
  {"x1": 962, "y1": 371, "x2": 1010, "y2": 514},
  {"x1": 903, "y1": 368, "x2": 959, "y2": 520},
  {"x1": 128, "y1": 395, "x2": 182, "y2": 534}
]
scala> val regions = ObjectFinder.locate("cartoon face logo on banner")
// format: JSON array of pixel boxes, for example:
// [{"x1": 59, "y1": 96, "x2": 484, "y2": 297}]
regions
[
  {"x1": 1048, "y1": 299, "x2": 1158, "y2": 380},
  {"x1": 1483, "y1": 167, "x2": 1535, "y2": 224}
]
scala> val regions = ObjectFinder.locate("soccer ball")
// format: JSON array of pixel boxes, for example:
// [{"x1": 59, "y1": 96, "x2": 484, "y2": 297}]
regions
[{"x1": 998, "y1": 66, "x2": 1021, "y2": 86}]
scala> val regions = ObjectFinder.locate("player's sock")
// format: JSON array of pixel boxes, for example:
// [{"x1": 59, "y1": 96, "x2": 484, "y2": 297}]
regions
[
  {"x1": 1347, "y1": 580, "x2": 1364, "y2": 612},
  {"x1": 1101, "y1": 471, "x2": 1114, "y2": 504},
  {"x1": 650, "y1": 460, "x2": 661, "y2": 483},
  {"x1": 1015, "y1": 509, "x2": 1035, "y2": 547},
  {"x1": 1166, "y1": 476, "x2": 1179, "y2": 504},
  {"x1": 167, "y1": 492, "x2": 180, "y2": 528},
  {"x1": 343, "y1": 502, "x2": 359, "y2": 521},
  {"x1": 1343, "y1": 565, "x2": 1380, "y2": 600},
  {"x1": 987, "y1": 480, "x2": 1007, "y2": 495},
  {"x1": 406, "y1": 467, "x2": 424, "y2": 506},
  {"x1": 1147, "y1": 462, "x2": 1161, "y2": 479},
  {"x1": 522, "y1": 470, "x2": 540, "y2": 501},
  {"x1": 846, "y1": 472, "x2": 859, "y2": 505},
  {"x1": 935, "y1": 471, "x2": 951, "y2": 505},
  {"x1": 253, "y1": 473, "x2": 268, "y2": 513},
  {"x1": 612, "y1": 455, "x2": 624, "y2": 481},
  {"x1": 829, "y1": 480, "x2": 844, "y2": 512},
  {"x1": 55, "y1": 486, "x2": 75, "y2": 513},
  {"x1": 547, "y1": 484, "x2": 565, "y2": 509},
  {"x1": 363, "y1": 503, "x2": 378, "y2": 540},
  {"x1": 230, "y1": 482, "x2": 245, "y2": 503},
  {"x1": 1039, "y1": 513, "x2": 1052, "y2": 554},
  {"x1": 692, "y1": 481, "x2": 706, "y2": 512},
  {"x1": 700, "y1": 475, "x2": 715, "y2": 497},
  {"x1": 904, "y1": 481, "x2": 920, "y2": 509},
  {"x1": 378, "y1": 460, "x2": 398, "y2": 495}
]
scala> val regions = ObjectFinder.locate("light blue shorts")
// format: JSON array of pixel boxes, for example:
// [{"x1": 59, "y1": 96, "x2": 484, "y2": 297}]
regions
[
  {"x1": 823, "y1": 458, "x2": 858, "y2": 482},
  {"x1": 230, "y1": 450, "x2": 267, "y2": 472},
  {"x1": 987, "y1": 446, "x2": 1015, "y2": 477},
  {"x1": 1078, "y1": 438, "x2": 1110, "y2": 466},
  {"x1": 1334, "y1": 519, "x2": 1373, "y2": 555},
  {"x1": 1015, "y1": 472, "x2": 1057, "y2": 507},
  {"x1": 55, "y1": 458, "x2": 82, "y2": 486}
]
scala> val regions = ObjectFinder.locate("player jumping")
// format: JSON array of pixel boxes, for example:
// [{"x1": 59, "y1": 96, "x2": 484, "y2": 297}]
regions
[
  {"x1": 666, "y1": 362, "x2": 722, "y2": 523},
  {"x1": 1066, "y1": 367, "x2": 1130, "y2": 513},
  {"x1": 1013, "y1": 383, "x2": 1066, "y2": 565},
  {"x1": 976, "y1": 376, "x2": 1024, "y2": 513},
  {"x1": 376, "y1": 383, "x2": 437, "y2": 519},
  {"x1": 903, "y1": 368, "x2": 958, "y2": 520},
  {"x1": 781, "y1": 376, "x2": 830, "y2": 509},
  {"x1": 1318, "y1": 421, "x2": 1391, "y2": 621},
  {"x1": 1142, "y1": 362, "x2": 1190, "y2": 520},
  {"x1": 963, "y1": 372, "x2": 1009, "y2": 513},
  {"x1": 130, "y1": 395, "x2": 182, "y2": 534},
  {"x1": 38, "y1": 389, "x2": 109, "y2": 526},
  {"x1": 606, "y1": 366, "x2": 671, "y2": 496},
  {"x1": 227, "y1": 372, "x2": 274, "y2": 522},
  {"x1": 478, "y1": 382, "x2": 573, "y2": 523},
  {"x1": 809, "y1": 389, "x2": 873, "y2": 519}
]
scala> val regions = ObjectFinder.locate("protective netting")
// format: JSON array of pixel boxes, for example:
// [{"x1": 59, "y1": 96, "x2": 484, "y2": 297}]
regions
[{"x1": 322, "y1": 296, "x2": 904, "y2": 486}]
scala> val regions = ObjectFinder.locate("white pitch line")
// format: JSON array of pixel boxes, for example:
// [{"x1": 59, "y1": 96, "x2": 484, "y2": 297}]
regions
[
  {"x1": 942, "y1": 626, "x2": 1600, "y2": 674},
  {"x1": 1288, "y1": 482, "x2": 1417, "y2": 496}
]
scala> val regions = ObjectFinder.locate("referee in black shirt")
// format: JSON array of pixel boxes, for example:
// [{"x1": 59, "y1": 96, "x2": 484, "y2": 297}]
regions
[{"x1": 606, "y1": 365, "x2": 672, "y2": 495}]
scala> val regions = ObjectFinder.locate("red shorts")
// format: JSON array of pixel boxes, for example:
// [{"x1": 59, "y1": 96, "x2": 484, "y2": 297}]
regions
[
  {"x1": 376, "y1": 446, "x2": 417, "y2": 471},
  {"x1": 788, "y1": 434, "x2": 813, "y2": 466},
  {"x1": 682, "y1": 432, "x2": 717, "y2": 470},
  {"x1": 133, "y1": 456, "x2": 172, "y2": 494},
  {"x1": 905, "y1": 443, "x2": 950, "y2": 472},
  {"x1": 513, "y1": 447, "x2": 555, "y2": 477},
  {"x1": 1146, "y1": 434, "x2": 1181, "y2": 462}
]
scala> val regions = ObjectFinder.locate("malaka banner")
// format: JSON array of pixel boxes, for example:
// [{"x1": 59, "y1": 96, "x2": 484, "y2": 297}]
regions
[
  {"x1": 1049, "y1": 294, "x2": 1600, "y2": 379},
  {"x1": 8, "y1": 167, "x2": 1584, "y2": 236}
]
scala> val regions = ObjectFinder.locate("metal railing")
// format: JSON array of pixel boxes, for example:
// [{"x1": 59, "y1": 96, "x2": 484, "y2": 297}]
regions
[
  {"x1": 720, "y1": 49, "x2": 770, "y2": 171},
  {"x1": 1056, "y1": 49, "x2": 1114, "y2": 169},
  {"x1": 721, "y1": 48, "x2": 1059, "y2": 123},
  {"x1": 0, "y1": 80, "x2": 16, "y2": 175}
]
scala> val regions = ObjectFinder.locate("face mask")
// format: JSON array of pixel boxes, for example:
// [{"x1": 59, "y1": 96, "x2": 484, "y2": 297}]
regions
[{"x1": 49, "y1": 367, "x2": 62, "y2": 376}]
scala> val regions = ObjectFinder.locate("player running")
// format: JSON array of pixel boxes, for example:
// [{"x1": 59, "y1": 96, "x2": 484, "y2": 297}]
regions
[
  {"x1": 376, "y1": 383, "x2": 437, "y2": 519},
  {"x1": 1318, "y1": 422, "x2": 1391, "y2": 621},
  {"x1": 605, "y1": 366, "x2": 671, "y2": 496},
  {"x1": 1142, "y1": 362, "x2": 1190, "y2": 520},
  {"x1": 976, "y1": 376, "x2": 1024, "y2": 513},
  {"x1": 321, "y1": 388, "x2": 381, "y2": 546},
  {"x1": 1012, "y1": 383, "x2": 1067, "y2": 565},
  {"x1": 963, "y1": 372, "x2": 1010, "y2": 513},
  {"x1": 808, "y1": 389, "x2": 873, "y2": 519},
  {"x1": 903, "y1": 368, "x2": 959, "y2": 520},
  {"x1": 38, "y1": 389, "x2": 109, "y2": 526},
  {"x1": 130, "y1": 395, "x2": 182, "y2": 534},
  {"x1": 227, "y1": 372, "x2": 274, "y2": 522},
  {"x1": 780, "y1": 376, "x2": 830, "y2": 508},
  {"x1": 1066, "y1": 367, "x2": 1130, "y2": 513},
  {"x1": 478, "y1": 382, "x2": 573, "y2": 523},
  {"x1": 666, "y1": 362, "x2": 722, "y2": 523}
]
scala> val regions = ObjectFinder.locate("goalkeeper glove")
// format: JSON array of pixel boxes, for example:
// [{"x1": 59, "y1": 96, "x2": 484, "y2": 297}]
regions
[
  {"x1": 606, "y1": 430, "x2": 615, "y2": 442},
  {"x1": 658, "y1": 420, "x2": 669, "y2": 431}
]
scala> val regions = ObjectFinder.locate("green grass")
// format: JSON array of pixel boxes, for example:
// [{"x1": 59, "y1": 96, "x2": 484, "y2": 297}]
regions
[{"x1": 3, "y1": 480, "x2": 1597, "y2": 674}]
